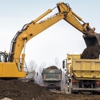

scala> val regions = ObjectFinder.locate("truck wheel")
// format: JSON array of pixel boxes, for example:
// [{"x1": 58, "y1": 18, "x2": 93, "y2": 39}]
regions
[
  {"x1": 59, "y1": 87, "x2": 61, "y2": 91},
  {"x1": 56, "y1": 87, "x2": 61, "y2": 91}
]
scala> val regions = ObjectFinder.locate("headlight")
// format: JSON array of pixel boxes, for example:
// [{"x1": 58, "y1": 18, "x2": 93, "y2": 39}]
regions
[
  {"x1": 44, "y1": 75, "x2": 46, "y2": 79},
  {"x1": 58, "y1": 74, "x2": 60, "y2": 79}
]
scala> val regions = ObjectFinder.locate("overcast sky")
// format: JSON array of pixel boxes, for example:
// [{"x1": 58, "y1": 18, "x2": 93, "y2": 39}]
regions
[{"x1": 0, "y1": 0, "x2": 100, "y2": 68}]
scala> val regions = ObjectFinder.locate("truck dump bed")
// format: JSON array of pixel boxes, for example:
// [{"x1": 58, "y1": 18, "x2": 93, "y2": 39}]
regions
[
  {"x1": 67, "y1": 54, "x2": 100, "y2": 80},
  {"x1": 43, "y1": 68, "x2": 62, "y2": 81},
  {"x1": 72, "y1": 59, "x2": 100, "y2": 80}
]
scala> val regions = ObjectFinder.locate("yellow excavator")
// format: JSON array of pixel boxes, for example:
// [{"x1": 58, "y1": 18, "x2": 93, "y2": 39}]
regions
[{"x1": 0, "y1": 2, "x2": 99, "y2": 79}]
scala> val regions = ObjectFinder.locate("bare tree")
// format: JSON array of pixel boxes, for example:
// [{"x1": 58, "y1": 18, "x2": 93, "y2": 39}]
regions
[
  {"x1": 38, "y1": 63, "x2": 46, "y2": 73},
  {"x1": 55, "y1": 57, "x2": 66, "y2": 91},
  {"x1": 28, "y1": 60, "x2": 37, "y2": 71},
  {"x1": 25, "y1": 60, "x2": 38, "y2": 82},
  {"x1": 35, "y1": 62, "x2": 46, "y2": 86},
  {"x1": 55, "y1": 57, "x2": 60, "y2": 68}
]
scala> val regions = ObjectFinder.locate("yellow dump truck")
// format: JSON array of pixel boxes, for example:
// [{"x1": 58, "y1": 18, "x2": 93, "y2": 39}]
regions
[{"x1": 63, "y1": 54, "x2": 100, "y2": 94}]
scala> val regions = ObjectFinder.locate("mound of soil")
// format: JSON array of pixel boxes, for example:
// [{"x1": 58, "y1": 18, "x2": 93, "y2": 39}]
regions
[
  {"x1": 0, "y1": 80, "x2": 56, "y2": 100},
  {"x1": 81, "y1": 45, "x2": 100, "y2": 59},
  {"x1": 0, "y1": 80, "x2": 100, "y2": 100},
  {"x1": 46, "y1": 65, "x2": 58, "y2": 69}
]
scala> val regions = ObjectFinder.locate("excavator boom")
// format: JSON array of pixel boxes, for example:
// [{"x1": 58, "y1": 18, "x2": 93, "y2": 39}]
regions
[{"x1": 9, "y1": 2, "x2": 97, "y2": 64}]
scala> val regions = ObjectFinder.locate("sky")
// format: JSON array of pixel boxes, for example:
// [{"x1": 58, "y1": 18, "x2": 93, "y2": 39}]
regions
[{"x1": 0, "y1": 0, "x2": 100, "y2": 69}]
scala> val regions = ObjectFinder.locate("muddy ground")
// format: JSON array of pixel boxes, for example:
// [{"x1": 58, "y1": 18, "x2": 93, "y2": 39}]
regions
[{"x1": 0, "y1": 80, "x2": 100, "y2": 100}]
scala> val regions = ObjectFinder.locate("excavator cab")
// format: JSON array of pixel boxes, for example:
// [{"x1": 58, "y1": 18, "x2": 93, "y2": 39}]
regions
[{"x1": 0, "y1": 52, "x2": 8, "y2": 62}]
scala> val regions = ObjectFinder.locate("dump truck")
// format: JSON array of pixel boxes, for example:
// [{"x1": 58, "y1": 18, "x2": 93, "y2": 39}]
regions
[
  {"x1": 42, "y1": 66, "x2": 62, "y2": 90},
  {"x1": 63, "y1": 54, "x2": 100, "y2": 94}
]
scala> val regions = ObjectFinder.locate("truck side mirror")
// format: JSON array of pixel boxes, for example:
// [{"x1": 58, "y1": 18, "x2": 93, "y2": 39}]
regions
[
  {"x1": 62, "y1": 59, "x2": 67, "y2": 69},
  {"x1": 62, "y1": 60, "x2": 65, "y2": 68}
]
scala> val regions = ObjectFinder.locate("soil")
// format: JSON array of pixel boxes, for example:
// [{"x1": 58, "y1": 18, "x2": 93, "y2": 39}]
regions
[
  {"x1": 1, "y1": 46, "x2": 100, "y2": 100},
  {"x1": 81, "y1": 45, "x2": 100, "y2": 59},
  {"x1": 46, "y1": 65, "x2": 58, "y2": 69},
  {"x1": 0, "y1": 80, "x2": 100, "y2": 100}
]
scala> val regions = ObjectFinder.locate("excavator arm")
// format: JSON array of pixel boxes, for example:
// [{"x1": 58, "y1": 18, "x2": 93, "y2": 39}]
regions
[
  {"x1": 57, "y1": 3, "x2": 88, "y2": 33},
  {"x1": 9, "y1": 2, "x2": 95, "y2": 65}
]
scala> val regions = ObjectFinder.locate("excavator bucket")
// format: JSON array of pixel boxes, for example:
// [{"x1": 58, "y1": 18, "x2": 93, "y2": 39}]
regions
[{"x1": 83, "y1": 34, "x2": 100, "y2": 47}]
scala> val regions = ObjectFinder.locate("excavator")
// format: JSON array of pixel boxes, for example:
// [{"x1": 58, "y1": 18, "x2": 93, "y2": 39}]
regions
[{"x1": 0, "y1": 2, "x2": 99, "y2": 79}]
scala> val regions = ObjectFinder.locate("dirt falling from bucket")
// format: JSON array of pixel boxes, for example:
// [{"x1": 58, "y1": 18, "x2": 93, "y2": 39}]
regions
[{"x1": 81, "y1": 45, "x2": 100, "y2": 59}]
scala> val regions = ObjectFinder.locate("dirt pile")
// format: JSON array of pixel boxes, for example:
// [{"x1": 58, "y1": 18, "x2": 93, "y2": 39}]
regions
[
  {"x1": 0, "y1": 80, "x2": 56, "y2": 100},
  {"x1": 81, "y1": 45, "x2": 100, "y2": 59},
  {"x1": 46, "y1": 65, "x2": 58, "y2": 69},
  {"x1": 0, "y1": 80, "x2": 100, "y2": 100}
]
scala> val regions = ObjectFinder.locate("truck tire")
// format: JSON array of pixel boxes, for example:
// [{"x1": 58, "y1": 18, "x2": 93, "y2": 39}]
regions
[
  {"x1": 56, "y1": 87, "x2": 61, "y2": 91},
  {"x1": 58, "y1": 87, "x2": 61, "y2": 91}
]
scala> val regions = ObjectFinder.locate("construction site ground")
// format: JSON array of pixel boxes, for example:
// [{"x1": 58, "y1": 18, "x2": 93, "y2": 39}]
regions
[
  {"x1": 1, "y1": 46, "x2": 100, "y2": 100},
  {"x1": 0, "y1": 80, "x2": 100, "y2": 100}
]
